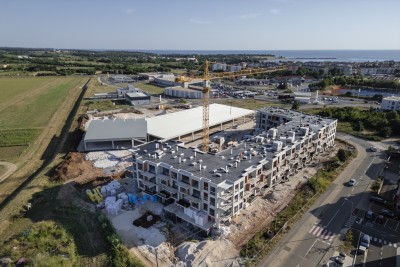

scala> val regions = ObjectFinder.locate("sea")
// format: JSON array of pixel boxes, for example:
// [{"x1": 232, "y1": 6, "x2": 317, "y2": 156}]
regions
[{"x1": 135, "y1": 50, "x2": 400, "y2": 62}]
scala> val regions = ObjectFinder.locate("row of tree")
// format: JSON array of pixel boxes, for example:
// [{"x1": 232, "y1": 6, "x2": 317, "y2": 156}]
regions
[{"x1": 318, "y1": 107, "x2": 400, "y2": 137}]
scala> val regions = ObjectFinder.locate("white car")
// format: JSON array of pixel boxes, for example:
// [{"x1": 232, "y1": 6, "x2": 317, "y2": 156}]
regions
[
  {"x1": 348, "y1": 179, "x2": 356, "y2": 186},
  {"x1": 370, "y1": 146, "x2": 378, "y2": 152}
]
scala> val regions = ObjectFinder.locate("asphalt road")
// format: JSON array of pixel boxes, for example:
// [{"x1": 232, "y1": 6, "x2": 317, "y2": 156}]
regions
[{"x1": 258, "y1": 134, "x2": 395, "y2": 267}]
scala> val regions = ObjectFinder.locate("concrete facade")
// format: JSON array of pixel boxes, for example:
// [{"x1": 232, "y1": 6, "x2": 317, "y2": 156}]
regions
[{"x1": 131, "y1": 108, "x2": 337, "y2": 232}]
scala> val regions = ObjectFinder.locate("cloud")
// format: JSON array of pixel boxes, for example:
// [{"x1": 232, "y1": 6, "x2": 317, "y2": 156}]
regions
[
  {"x1": 189, "y1": 19, "x2": 211, "y2": 25},
  {"x1": 123, "y1": 8, "x2": 135, "y2": 15},
  {"x1": 269, "y1": 9, "x2": 280, "y2": 14},
  {"x1": 237, "y1": 13, "x2": 261, "y2": 19}
]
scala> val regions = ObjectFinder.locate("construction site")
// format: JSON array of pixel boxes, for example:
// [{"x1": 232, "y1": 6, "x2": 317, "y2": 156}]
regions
[{"x1": 52, "y1": 63, "x2": 339, "y2": 266}]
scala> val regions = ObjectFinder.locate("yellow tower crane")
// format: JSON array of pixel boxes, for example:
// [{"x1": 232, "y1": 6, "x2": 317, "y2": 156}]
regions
[{"x1": 184, "y1": 60, "x2": 287, "y2": 152}]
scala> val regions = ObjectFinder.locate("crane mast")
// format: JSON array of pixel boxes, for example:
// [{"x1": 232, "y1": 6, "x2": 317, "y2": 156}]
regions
[
  {"x1": 202, "y1": 60, "x2": 210, "y2": 152},
  {"x1": 194, "y1": 61, "x2": 286, "y2": 153}
]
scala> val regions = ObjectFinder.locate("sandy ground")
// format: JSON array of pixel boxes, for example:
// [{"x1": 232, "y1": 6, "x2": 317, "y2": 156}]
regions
[{"x1": 0, "y1": 162, "x2": 17, "y2": 183}]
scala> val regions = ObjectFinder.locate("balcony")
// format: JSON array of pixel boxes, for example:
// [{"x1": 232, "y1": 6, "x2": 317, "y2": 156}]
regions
[
  {"x1": 157, "y1": 190, "x2": 171, "y2": 199},
  {"x1": 219, "y1": 201, "x2": 232, "y2": 211},
  {"x1": 142, "y1": 180, "x2": 156, "y2": 187},
  {"x1": 176, "y1": 180, "x2": 191, "y2": 189},
  {"x1": 157, "y1": 173, "x2": 170, "y2": 181},
  {"x1": 144, "y1": 188, "x2": 156, "y2": 195},
  {"x1": 162, "y1": 185, "x2": 178, "y2": 194},
  {"x1": 248, "y1": 178, "x2": 258, "y2": 185},
  {"x1": 143, "y1": 171, "x2": 156, "y2": 178},
  {"x1": 219, "y1": 191, "x2": 233, "y2": 201},
  {"x1": 184, "y1": 194, "x2": 200, "y2": 203}
]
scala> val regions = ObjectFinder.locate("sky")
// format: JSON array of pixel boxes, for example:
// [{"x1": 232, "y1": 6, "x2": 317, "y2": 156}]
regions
[{"x1": 1, "y1": 0, "x2": 400, "y2": 50}]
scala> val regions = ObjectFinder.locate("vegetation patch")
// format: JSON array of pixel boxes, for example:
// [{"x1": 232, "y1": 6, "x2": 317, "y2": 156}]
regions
[
  {"x1": 134, "y1": 82, "x2": 164, "y2": 95},
  {"x1": 0, "y1": 221, "x2": 78, "y2": 266},
  {"x1": 216, "y1": 99, "x2": 287, "y2": 110},
  {"x1": 97, "y1": 214, "x2": 145, "y2": 267},
  {"x1": 0, "y1": 146, "x2": 27, "y2": 161},
  {"x1": 317, "y1": 107, "x2": 400, "y2": 140},
  {"x1": 0, "y1": 128, "x2": 42, "y2": 146},
  {"x1": 83, "y1": 100, "x2": 131, "y2": 112}
]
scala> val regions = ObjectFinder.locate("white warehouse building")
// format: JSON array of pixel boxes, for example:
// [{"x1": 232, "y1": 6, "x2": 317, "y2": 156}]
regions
[{"x1": 380, "y1": 96, "x2": 400, "y2": 111}]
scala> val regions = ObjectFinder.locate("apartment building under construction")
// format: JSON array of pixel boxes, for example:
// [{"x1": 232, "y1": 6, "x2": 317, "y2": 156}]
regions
[{"x1": 131, "y1": 108, "x2": 337, "y2": 234}]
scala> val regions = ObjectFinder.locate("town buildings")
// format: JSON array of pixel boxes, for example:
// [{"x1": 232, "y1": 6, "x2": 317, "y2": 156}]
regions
[{"x1": 130, "y1": 108, "x2": 337, "y2": 233}]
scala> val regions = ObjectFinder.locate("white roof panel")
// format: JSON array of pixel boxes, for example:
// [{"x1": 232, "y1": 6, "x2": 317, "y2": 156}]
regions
[{"x1": 147, "y1": 103, "x2": 254, "y2": 140}]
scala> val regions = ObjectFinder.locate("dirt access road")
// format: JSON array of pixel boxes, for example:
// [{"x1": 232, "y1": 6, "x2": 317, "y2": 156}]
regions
[{"x1": 0, "y1": 162, "x2": 17, "y2": 183}]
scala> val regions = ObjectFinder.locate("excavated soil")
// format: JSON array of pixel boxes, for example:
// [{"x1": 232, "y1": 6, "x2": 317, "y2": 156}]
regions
[{"x1": 53, "y1": 152, "x2": 104, "y2": 184}]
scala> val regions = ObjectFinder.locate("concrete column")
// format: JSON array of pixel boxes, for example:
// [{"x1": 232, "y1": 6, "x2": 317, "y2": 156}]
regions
[
  {"x1": 192, "y1": 132, "x2": 195, "y2": 141},
  {"x1": 131, "y1": 139, "x2": 134, "y2": 147},
  {"x1": 232, "y1": 118, "x2": 235, "y2": 126},
  {"x1": 111, "y1": 140, "x2": 115, "y2": 149},
  {"x1": 220, "y1": 123, "x2": 223, "y2": 130},
  {"x1": 84, "y1": 141, "x2": 87, "y2": 151}
]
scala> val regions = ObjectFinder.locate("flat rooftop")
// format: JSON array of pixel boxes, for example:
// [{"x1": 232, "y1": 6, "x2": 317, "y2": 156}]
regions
[
  {"x1": 135, "y1": 140, "x2": 268, "y2": 185},
  {"x1": 146, "y1": 103, "x2": 254, "y2": 140},
  {"x1": 84, "y1": 118, "x2": 147, "y2": 141}
]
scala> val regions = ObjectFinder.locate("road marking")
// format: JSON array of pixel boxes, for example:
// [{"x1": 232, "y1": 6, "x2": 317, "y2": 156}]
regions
[
  {"x1": 305, "y1": 239, "x2": 318, "y2": 257},
  {"x1": 326, "y1": 210, "x2": 340, "y2": 227},
  {"x1": 309, "y1": 225, "x2": 317, "y2": 234},
  {"x1": 315, "y1": 226, "x2": 324, "y2": 236}
]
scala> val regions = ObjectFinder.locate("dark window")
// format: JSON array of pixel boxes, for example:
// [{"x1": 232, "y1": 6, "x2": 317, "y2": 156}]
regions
[
  {"x1": 210, "y1": 197, "x2": 215, "y2": 206},
  {"x1": 203, "y1": 203, "x2": 208, "y2": 211},
  {"x1": 209, "y1": 208, "x2": 215, "y2": 216},
  {"x1": 210, "y1": 186, "x2": 216, "y2": 196}
]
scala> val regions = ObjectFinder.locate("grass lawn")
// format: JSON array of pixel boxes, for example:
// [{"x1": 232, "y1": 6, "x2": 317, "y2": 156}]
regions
[
  {"x1": 83, "y1": 100, "x2": 131, "y2": 112},
  {"x1": 134, "y1": 82, "x2": 164, "y2": 94},
  {"x1": 0, "y1": 76, "x2": 87, "y2": 159},
  {"x1": 0, "y1": 146, "x2": 26, "y2": 161},
  {"x1": 84, "y1": 76, "x2": 116, "y2": 96},
  {"x1": 215, "y1": 98, "x2": 288, "y2": 110}
]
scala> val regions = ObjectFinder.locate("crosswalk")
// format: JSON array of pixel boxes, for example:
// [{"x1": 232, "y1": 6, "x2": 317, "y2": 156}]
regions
[
  {"x1": 308, "y1": 225, "x2": 335, "y2": 242},
  {"x1": 345, "y1": 215, "x2": 358, "y2": 228},
  {"x1": 371, "y1": 236, "x2": 398, "y2": 247}
]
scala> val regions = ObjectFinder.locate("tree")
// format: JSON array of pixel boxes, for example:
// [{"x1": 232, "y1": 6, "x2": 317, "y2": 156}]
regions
[
  {"x1": 353, "y1": 121, "x2": 364, "y2": 132},
  {"x1": 337, "y1": 149, "x2": 347, "y2": 162},
  {"x1": 292, "y1": 100, "x2": 300, "y2": 110},
  {"x1": 379, "y1": 127, "x2": 392, "y2": 138}
]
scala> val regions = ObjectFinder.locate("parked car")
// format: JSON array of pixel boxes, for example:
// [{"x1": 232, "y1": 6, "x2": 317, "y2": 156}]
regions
[
  {"x1": 369, "y1": 196, "x2": 389, "y2": 206},
  {"x1": 376, "y1": 215, "x2": 386, "y2": 224},
  {"x1": 358, "y1": 245, "x2": 367, "y2": 255},
  {"x1": 334, "y1": 257, "x2": 344, "y2": 266},
  {"x1": 365, "y1": 210, "x2": 374, "y2": 220},
  {"x1": 379, "y1": 209, "x2": 396, "y2": 219},
  {"x1": 348, "y1": 178, "x2": 356, "y2": 186},
  {"x1": 370, "y1": 146, "x2": 378, "y2": 152},
  {"x1": 360, "y1": 234, "x2": 371, "y2": 248}
]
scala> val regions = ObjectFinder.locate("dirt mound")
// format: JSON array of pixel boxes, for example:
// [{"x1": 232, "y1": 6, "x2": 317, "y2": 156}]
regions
[{"x1": 53, "y1": 152, "x2": 104, "y2": 184}]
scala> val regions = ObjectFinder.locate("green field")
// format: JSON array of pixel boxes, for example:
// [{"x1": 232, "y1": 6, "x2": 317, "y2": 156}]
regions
[
  {"x1": 0, "y1": 76, "x2": 86, "y2": 160},
  {"x1": 215, "y1": 98, "x2": 288, "y2": 110},
  {"x1": 134, "y1": 82, "x2": 164, "y2": 94}
]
